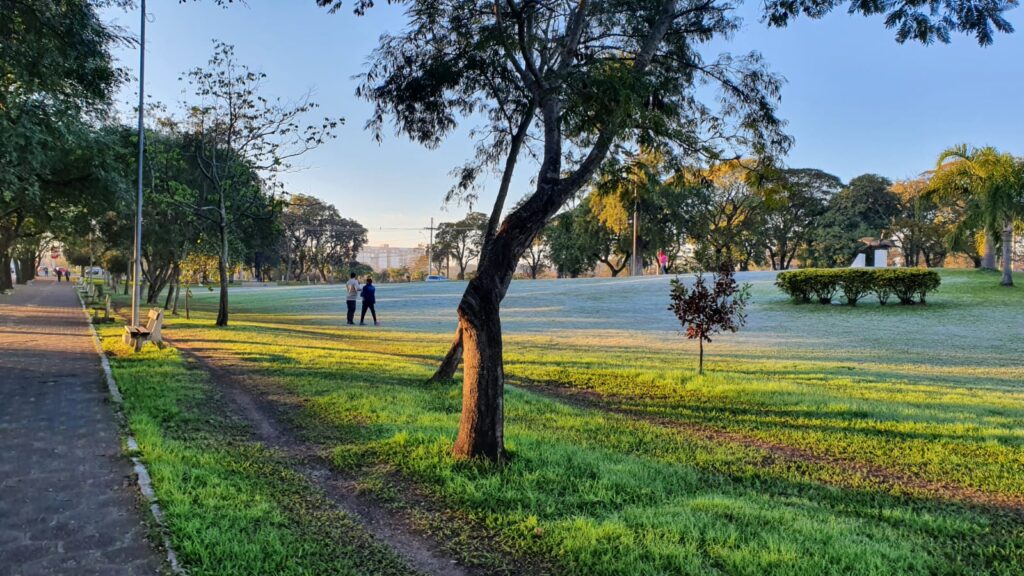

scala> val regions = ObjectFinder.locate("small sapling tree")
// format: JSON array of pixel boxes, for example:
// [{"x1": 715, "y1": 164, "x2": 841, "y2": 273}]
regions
[{"x1": 668, "y1": 264, "x2": 750, "y2": 375}]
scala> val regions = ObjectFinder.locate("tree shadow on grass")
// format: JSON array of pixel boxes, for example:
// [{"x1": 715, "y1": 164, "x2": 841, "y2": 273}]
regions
[{"x1": 232, "y1": 359, "x2": 1024, "y2": 575}]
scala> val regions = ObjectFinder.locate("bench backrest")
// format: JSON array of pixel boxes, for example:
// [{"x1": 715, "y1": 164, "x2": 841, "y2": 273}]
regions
[{"x1": 145, "y1": 308, "x2": 164, "y2": 343}]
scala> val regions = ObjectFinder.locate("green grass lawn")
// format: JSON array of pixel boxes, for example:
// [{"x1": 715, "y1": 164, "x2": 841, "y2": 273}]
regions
[
  {"x1": 108, "y1": 269, "x2": 1024, "y2": 575},
  {"x1": 97, "y1": 325, "x2": 417, "y2": 576}
]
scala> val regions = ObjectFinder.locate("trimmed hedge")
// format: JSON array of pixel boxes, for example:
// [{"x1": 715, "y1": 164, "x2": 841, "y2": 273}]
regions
[{"x1": 776, "y1": 269, "x2": 940, "y2": 306}]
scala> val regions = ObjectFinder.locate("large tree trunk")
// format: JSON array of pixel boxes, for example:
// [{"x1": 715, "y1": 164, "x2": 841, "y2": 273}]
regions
[
  {"x1": 217, "y1": 206, "x2": 231, "y2": 325},
  {"x1": 982, "y1": 235, "x2": 997, "y2": 269},
  {"x1": 146, "y1": 267, "x2": 170, "y2": 304},
  {"x1": 15, "y1": 255, "x2": 36, "y2": 284},
  {"x1": 1000, "y1": 221, "x2": 1014, "y2": 286},
  {"x1": 171, "y1": 282, "x2": 181, "y2": 315},
  {"x1": 451, "y1": 285, "x2": 505, "y2": 460},
  {"x1": 452, "y1": 259, "x2": 512, "y2": 457},
  {"x1": 164, "y1": 273, "x2": 176, "y2": 310},
  {"x1": 0, "y1": 253, "x2": 12, "y2": 291},
  {"x1": 449, "y1": 172, "x2": 587, "y2": 459},
  {"x1": 216, "y1": 226, "x2": 230, "y2": 326}
]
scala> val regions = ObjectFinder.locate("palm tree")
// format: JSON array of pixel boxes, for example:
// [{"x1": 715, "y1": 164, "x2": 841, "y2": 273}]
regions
[{"x1": 930, "y1": 145, "x2": 1023, "y2": 286}]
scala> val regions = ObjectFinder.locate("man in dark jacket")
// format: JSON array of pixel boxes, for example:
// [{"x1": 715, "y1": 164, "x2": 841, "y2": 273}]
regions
[{"x1": 359, "y1": 277, "x2": 378, "y2": 326}]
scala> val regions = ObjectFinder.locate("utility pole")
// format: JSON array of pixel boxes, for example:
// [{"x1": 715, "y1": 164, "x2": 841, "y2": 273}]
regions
[
  {"x1": 631, "y1": 186, "x2": 642, "y2": 276},
  {"x1": 130, "y1": 0, "x2": 146, "y2": 328},
  {"x1": 426, "y1": 217, "x2": 434, "y2": 275}
]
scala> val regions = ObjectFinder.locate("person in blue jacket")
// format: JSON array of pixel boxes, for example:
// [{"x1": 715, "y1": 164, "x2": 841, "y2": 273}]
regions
[{"x1": 359, "y1": 277, "x2": 378, "y2": 326}]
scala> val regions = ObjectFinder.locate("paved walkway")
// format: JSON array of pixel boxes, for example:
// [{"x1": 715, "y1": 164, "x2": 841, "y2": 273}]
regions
[{"x1": 0, "y1": 280, "x2": 165, "y2": 575}]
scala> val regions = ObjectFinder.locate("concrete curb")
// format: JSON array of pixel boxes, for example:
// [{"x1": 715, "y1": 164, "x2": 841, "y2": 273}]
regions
[{"x1": 76, "y1": 290, "x2": 186, "y2": 575}]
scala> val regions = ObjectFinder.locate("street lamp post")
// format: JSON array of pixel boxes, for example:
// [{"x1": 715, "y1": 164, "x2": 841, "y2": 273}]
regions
[
  {"x1": 631, "y1": 185, "x2": 642, "y2": 276},
  {"x1": 130, "y1": 0, "x2": 146, "y2": 329}
]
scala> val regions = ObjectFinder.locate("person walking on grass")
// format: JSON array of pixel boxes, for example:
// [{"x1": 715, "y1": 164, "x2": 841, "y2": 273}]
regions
[
  {"x1": 345, "y1": 272, "x2": 360, "y2": 325},
  {"x1": 360, "y1": 277, "x2": 378, "y2": 326}
]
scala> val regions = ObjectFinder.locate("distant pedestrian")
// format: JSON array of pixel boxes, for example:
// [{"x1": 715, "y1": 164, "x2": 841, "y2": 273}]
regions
[
  {"x1": 359, "y1": 277, "x2": 378, "y2": 326},
  {"x1": 55, "y1": 268, "x2": 61, "y2": 282},
  {"x1": 345, "y1": 272, "x2": 360, "y2": 325},
  {"x1": 658, "y1": 250, "x2": 669, "y2": 274}
]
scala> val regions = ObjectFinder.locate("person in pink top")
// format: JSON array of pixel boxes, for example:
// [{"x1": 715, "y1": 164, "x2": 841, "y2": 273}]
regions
[{"x1": 658, "y1": 250, "x2": 668, "y2": 274}]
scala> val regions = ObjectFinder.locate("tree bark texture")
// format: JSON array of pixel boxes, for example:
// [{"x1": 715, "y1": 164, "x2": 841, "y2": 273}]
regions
[
  {"x1": 171, "y1": 283, "x2": 181, "y2": 315},
  {"x1": 0, "y1": 254, "x2": 12, "y2": 291},
  {"x1": 15, "y1": 257, "x2": 35, "y2": 284},
  {"x1": 983, "y1": 235, "x2": 997, "y2": 269},
  {"x1": 1000, "y1": 221, "x2": 1014, "y2": 286},
  {"x1": 216, "y1": 246, "x2": 230, "y2": 326},
  {"x1": 451, "y1": 286, "x2": 505, "y2": 460}
]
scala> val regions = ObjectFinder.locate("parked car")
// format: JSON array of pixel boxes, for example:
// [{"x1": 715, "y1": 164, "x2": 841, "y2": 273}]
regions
[
  {"x1": 84, "y1": 266, "x2": 105, "y2": 278},
  {"x1": 425, "y1": 274, "x2": 449, "y2": 282}
]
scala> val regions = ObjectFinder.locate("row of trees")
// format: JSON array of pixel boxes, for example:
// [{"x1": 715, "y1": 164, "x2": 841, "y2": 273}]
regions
[
  {"x1": 1, "y1": 0, "x2": 123, "y2": 292},
  {"x1": 280, "y1": 194, "x2": 368, "y2": 283},
  {"x1": 1, "y1": 2, "x2": 356, "y2": 325},
  {"x1": 522, "y1": 151, "x2": 1020, "y2": 284}
]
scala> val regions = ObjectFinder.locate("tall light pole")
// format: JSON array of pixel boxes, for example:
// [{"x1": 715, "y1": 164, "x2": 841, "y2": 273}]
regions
[
  {"x1": 130, "y1": 0, "x2": 146, "y2": 327},
  {"x1": 631, "y1": 184, "x2": 642, "y2": 276},
  {"x1": 426, "y1": 217, "x2": 434, "y2": 275}
]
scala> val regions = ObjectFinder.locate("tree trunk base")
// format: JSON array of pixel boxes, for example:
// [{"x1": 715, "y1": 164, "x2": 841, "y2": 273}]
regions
[{"x1": 451, "y1": 304, "x2": 505, "y2": 462}]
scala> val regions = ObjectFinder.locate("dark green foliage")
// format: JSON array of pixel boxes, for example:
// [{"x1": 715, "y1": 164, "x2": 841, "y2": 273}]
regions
[
  {"x1": 808, "y1": 174, "x2": 902, "y2": 267},
  {"x1": 545, "y1": 205, "x2": 604, "y2": 278},
  {"x1": 838, "y1": 269, "x2": 875, "y2": 306},
  {"x1": 761, "y1": 0, "x2": 1017, "y2": 45},
  {"x1": 811, "y1": 270, "x2": 840, "y2": 304},
  {"x1": 879, "y1": 269, "x2": 943, "y2": 305},
  {"x1": 760, "y1": 168, "x2": 842, "y2": 270},
  {"x1": 777, "y1": 269, "x2": 942, "y2": 306},
  {"x1": 432, "y1": 212, "x2": 487, "y2": 279},
  {"x1": 279, "y1": 194, "x2": 367, "y2": 282},
  {"x1": 774, "y1": 269, "x2": 813, "y2": 303},
  {"x1": 0, "y1": 1, "x2": 126, "y2": 291}
]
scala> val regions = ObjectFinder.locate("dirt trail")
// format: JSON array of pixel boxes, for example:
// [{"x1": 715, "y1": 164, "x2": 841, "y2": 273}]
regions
[
  {"x1": 515, "y1": 380, "x2": 1024, "y2": 518},
  {"x1": 167, "y1": 340, "x2": 481, "y2": 576}
]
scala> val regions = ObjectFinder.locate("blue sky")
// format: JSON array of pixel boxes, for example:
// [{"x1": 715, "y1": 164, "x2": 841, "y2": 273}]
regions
[{"x1": 101, "y1": 2, "x2": 1023, "y2": 246}]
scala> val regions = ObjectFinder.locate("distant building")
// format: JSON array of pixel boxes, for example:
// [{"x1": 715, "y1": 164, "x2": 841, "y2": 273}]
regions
[{"x1": 357, "y1": 244, "x2": 425, "y2": 271}]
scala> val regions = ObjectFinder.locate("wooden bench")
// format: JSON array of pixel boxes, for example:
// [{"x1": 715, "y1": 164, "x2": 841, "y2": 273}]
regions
[
  {"x1": 91, "y1": 295, "x2": 113, "y2": 323},
  {"x1": 123, "y1": 308, "x2": 164, "y2": 352}
]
